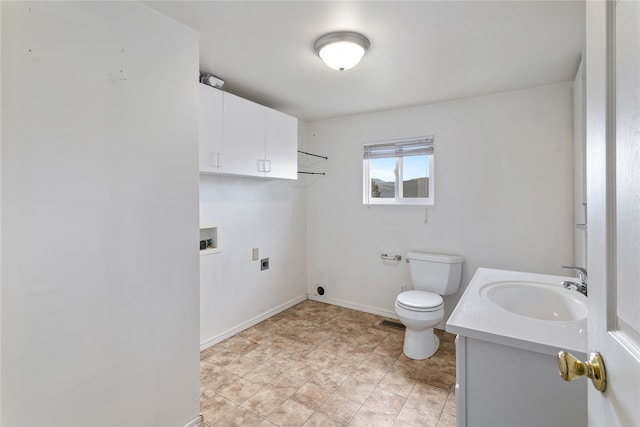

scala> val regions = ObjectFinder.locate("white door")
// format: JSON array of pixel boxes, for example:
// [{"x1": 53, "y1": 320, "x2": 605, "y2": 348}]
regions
[{"x1": 585, "y1": 1, "x2": 640, "y2": 426}]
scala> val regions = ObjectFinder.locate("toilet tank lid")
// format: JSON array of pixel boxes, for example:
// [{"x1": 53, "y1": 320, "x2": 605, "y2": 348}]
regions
[{"x1": 407, "y1": 252, "x2": 463, "y2": 264}]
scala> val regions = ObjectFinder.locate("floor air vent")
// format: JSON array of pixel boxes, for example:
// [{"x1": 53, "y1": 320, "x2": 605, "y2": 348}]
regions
[{"x1": 379, "y1": 320, "x2": 406, "y2": 331}]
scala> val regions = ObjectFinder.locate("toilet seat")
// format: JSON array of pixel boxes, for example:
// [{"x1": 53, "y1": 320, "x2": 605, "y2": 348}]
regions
[{"x1": 396, "y1": 290, "x2": 443, "y2": 312}]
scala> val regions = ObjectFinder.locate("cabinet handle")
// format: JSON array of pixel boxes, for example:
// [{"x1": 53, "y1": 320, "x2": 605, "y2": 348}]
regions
[
  {"x1": 209, "y1": 152, "x2": 221, "y2": 168},
  {"x1": 257, "y1": 159, "x2": 271, "y2": 173}
]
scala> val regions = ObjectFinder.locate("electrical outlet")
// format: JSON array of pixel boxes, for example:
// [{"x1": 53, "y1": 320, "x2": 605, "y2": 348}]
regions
[{"x1": 261, "y1": 258, "x2": 269, "y2": 271}]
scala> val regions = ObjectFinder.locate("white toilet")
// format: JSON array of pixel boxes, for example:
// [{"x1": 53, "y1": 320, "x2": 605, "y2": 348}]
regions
[{"x1": 394, "y1": 251, "x2": 463, "y2": 360}]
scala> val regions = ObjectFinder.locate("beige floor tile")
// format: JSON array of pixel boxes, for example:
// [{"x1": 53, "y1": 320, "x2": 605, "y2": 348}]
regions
[
  {"x1": 438, "y1": 411, "x2": 456, "y2": 427},
  {"x1": 266, "y1": 399, "x2": 314, "y2": 427},
  {"x1": 201, "y1": 360, "x2": 224, "y2": 381},
  {"x1": 407, "y1": 382, "x2": 448, "y2": 411},
  {"x1": 362, "y1": 352, "x2": 398, "y2": 370},
  {"x1": 224, "y1": 356, "x2": 261, "y2": 377},
  {"x1": 241, "y1": 385, "x2": 288, "y2": 417},
  {"x1": 352, "y1": 364, "x2": 388, "y2": 385},
  {"x1": 217, "y1": 377, "x2": 263, "y2": 404},
  {"x1": 378, "y1": 371, "x2": 417, "y2": 398},
  {"x1": 262, "y1": 355, "x2": 296, "y2": 373},
  {"x1": 288, "y1": 361, "x2": 324, "y2": 382},
  {"x1": 206, "y1": 350, "x2": 240, "y2": 367},
  {"x1": 202, "y1": 369, "x2": 241, "y2": 392},
  {"x1": 271, "y1": 372, "x2": 305, "y2": 398},
  {"x1": 373, "y1": 343, "x2": 403, "y2": 358},
  {"x1": 200, "y1": 344, "x2": 219, "y2": 360},
  {"x1": 244, "y1": 364, "x2": 283, "y2": 386},
  {"x1": 291, "y1": 382, "x2": 332, "y2": 410},
  {"x1": 397, "y1": 399, "x2": 441, "y2": 427},
  {"x1": 215, "y1": 405, "x2": 264, "y2": 427},
  {"x1": 200, "y1": 393, "x2": 237, "y2": 425},
  {"x1": 418, "y1": 369, "x2": 455, "y2": 390},
  {"x1": 443, "y1": 392, "x2": 456, "y2": 415},
  {"x1": 309, "y1": 366, "x2": 350, "y2": 391},
  {"x1": 302, "y1": 348, "x2": 337, "y2": 368},
  {"x1": 426, "y1": 358, "x2": 456, "y2": 377},
  {"x1": 201, "y1": 301, "x2": 456, "y2": 427},
  {"x1": 364, "y1": 387, "x2": 406, "y2": 416},
  {"x1": 390, "y1": 356, "x2": 427, "y2": 380},
  {"x1": 303, "y1": 411, "x2": 345, "y2": 427},
  {"x1": 318, "y1": 393, "x2": 362, "y2": 424},
  {"x1": 217, "y1": 336, "x2": 261, "y2": 355},
  {"x1": 244, "y1": 344, "x2": 283, "y2": 363},
  {"x1": 348, "y1": 407, "x2": 395, "y2": 427},
  {"x1": 336, "y1": 377, "x2": 376, "y2": 404}
]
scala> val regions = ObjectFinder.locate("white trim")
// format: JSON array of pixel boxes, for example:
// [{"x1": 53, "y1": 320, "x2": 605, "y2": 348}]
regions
[
  {"x1": 455, "y1": 335, "x2": 467, "y2": 427},
  {"x1": 308, "y1": 295, "x2": 397, "y2": 319},
  {"x1": 183, "y1": 415, "x2": 203, "y2": 427},
  {"x1": 199, "y1": 294, "x2": 307, "y2": 351},
  {"x1": 307, "y1": 296, "x2": 448, "y2": 332}
]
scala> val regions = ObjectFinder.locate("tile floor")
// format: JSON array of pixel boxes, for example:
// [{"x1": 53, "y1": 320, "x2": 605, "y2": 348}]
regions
[{"x1": 200, "y1": 300, "x2": 457, "y2": 427}]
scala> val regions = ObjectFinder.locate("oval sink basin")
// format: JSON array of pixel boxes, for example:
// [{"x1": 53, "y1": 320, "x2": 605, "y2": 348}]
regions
[{"x1": 479, "y1": 281, "x2": 588, "y2": 322}]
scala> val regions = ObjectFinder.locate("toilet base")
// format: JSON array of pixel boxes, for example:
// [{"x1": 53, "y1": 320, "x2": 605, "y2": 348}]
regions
[{"x1": 403, "y1": 328, "x2": 439, "y2": 360}]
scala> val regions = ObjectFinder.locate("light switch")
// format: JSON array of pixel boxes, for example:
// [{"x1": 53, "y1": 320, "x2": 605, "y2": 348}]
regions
[{"x1": 252, "y1": 248, "x2": 259, "y2": 261}]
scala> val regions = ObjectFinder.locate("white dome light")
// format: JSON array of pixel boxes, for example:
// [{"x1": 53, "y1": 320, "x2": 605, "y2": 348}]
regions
[{"x1": 314, "y1": 32, "x2": 370, "y2": 71}]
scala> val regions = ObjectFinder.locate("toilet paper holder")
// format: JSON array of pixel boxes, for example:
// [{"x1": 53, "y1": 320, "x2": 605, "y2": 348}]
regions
[{"x1": 381, "y1": 253, "x2": 402, "y2": 261}]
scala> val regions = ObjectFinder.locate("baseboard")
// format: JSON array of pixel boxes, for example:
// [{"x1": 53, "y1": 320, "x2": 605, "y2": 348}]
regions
[
  {"x1": 183, "y1": 414, "x2": 203, "y2": 427},
  {"x1": 307, "y1": 295, "x2": 397, "y2": 319},
  {"x1": 200, "y1": 294, "x2": 307, "y2": 351},
  {"x1": 307, "y1": 296, "x2": 449, "y2": 333}
]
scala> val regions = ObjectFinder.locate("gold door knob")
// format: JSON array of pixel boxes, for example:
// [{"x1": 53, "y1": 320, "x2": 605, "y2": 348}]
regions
[{"x1": 557, "y1": 351, "x2": 607, "y2": 392}]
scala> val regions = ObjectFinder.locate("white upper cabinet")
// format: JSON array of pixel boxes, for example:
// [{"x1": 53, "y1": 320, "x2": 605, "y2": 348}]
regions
[
  {"x1": 198, "y1": 83, "x2": 298, "y2": 179},
  {"x1": 265, "y1": 108, "x2": 298, "y2": 180},
  {"x1": 198, "y1": 84, "x2": 223, "y2": 174},
  {"x1": 222, "y1": 91, "x2": 267, "y2": 178}
]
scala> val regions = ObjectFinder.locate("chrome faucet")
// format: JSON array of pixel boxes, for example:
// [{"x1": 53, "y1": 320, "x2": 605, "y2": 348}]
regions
[{"x1": 561, "y1": 266, "x2": 588, "y2": 297}]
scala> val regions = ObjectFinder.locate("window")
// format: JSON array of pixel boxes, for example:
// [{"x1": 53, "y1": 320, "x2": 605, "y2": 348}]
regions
[{"x1": 363, "y1": 136, "x2": 434, "y2": 206}]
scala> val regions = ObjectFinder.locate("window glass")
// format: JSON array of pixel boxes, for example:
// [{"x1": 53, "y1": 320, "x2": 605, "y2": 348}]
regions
[
  {"x1": 363, "y1": 136, "x2": 434, "y2": 206},
  {"x1": 370, "y1": 157, "x2": 395, "y2": 198},
  {"x1": 402, "y1": 155, "x2": 429, "y2": 198}
]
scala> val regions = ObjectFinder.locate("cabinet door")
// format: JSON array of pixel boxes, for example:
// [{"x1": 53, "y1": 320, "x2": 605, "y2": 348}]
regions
[
  {"x1": 222, "y1": 92, "x2": 266, "y2": 177},
  {"x1": 198, "y1": 84, "x2": 223, "y2": 174},
  {"x1": 265, "y1": 108, "x2": 298, "y2": 180}
]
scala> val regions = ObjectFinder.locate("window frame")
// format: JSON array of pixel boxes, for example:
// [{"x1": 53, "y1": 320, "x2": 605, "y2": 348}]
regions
[{"x1": 362, "y1": 136, "x2": 435, "y2": 206}]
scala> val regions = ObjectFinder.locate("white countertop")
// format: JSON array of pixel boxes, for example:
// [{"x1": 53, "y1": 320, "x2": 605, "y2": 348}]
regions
[{"x1": 446, "y1": 268, "x2": 587, "y2": 356}]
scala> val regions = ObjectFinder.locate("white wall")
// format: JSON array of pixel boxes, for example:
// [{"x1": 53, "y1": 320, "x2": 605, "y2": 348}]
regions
[
  {"x1": 305, "y1": 83, "x2": 575, "y2": 321},
  {"x1": 1, "y1": 2, "x2": 200, "y2": 425},
  {"x1": 199, "y1": 125, "x2": 308, "y2": 348}
]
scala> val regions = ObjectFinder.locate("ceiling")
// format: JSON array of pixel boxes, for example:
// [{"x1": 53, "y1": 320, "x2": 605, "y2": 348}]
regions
[{"x1": 145, "y1": 1, "x2": 585, "y2": 122}]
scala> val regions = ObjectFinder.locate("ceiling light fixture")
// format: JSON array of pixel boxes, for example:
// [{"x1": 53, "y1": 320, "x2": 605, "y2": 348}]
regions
[{"x1": 313, "y1": 31, "x2": 370, "y2": 71}]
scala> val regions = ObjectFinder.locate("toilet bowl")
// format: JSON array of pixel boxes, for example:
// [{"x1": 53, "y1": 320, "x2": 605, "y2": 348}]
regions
[
  {"x1": 395, "y1": 290, "x2": 444, "y2": 359},
  {"x1": 394, "y1": 251, "x2": 463, "y2": 360}
]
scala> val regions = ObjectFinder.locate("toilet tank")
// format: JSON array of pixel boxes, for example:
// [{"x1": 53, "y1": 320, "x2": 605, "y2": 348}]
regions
[{"x1": 407, "y1": 251, "x2": 464, "y2": 295}]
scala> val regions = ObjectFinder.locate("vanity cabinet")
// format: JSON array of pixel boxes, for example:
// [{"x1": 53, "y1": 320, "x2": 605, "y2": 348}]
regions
[
  {"x1": 198, "y1": 83, "x2": 298, "y2": 179},
  {"x1": 455, "y1": 336, "x2": 587, "y2": 427}
]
